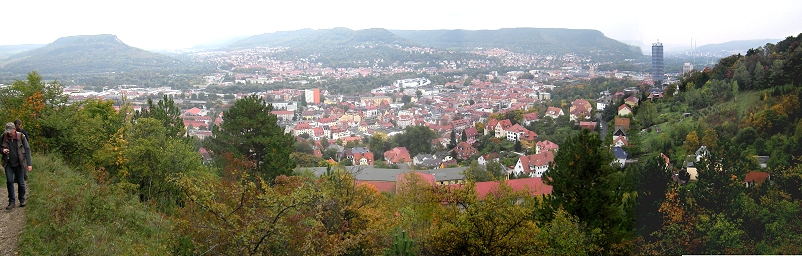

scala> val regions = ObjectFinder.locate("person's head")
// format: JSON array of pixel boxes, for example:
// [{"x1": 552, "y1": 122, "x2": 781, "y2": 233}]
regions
[
  {"x1": 14, "y1": 119, "x2": 21, "y2": 129},
  {"x1": 4, "y1": 122, "x2": 15, "y2": 136}
]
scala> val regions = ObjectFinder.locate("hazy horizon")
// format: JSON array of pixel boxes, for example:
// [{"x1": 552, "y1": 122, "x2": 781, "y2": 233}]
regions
[{"x1": 2, "y1": 0, "x2": 801, "y2": 52}]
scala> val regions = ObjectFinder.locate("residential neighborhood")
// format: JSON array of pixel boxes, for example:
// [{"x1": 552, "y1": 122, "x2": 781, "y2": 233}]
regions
[
  {"x1": 49, "y1": 42, "x2": 685, "y2": 198},
  {"x1": 58, "y1": 60, "x2": 669, "y2": 197}
]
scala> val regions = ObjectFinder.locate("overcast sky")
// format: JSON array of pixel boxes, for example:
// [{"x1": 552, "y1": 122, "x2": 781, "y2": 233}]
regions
[{"x1": 2, "y1": 0, "x2": 801, "y2": 51}]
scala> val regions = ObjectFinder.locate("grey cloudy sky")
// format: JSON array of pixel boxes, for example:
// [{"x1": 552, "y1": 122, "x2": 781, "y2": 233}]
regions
[{"x1": 2, "y1": 0, "x2": 801, "y2": 51}]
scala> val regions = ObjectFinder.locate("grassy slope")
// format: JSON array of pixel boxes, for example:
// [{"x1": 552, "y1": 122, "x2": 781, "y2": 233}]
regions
[
  {"x1": 636, "y1": 90, "x2": 764, "y2": 158},
  {"x1": 19, "y1": 154, "x2": 173, "y2": 255}
]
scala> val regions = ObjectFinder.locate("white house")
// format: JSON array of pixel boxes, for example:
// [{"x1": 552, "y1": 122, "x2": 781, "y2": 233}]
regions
[
  {"x1": 505, "y1": 124, "x2": 529, "y2": 142},
  {"x1": 513, "y1": 151, "x2": 555, "y2": 177},
  {"x1": 545, "y1": 107, "x2": 564, "y2": 119},
  {"x1": 478, "y1": 153, "x2": 500, "y2": 165}
]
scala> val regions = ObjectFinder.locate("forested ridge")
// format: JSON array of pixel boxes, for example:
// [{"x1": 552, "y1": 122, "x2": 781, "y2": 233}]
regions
[
  {"x1": 390, "y1": 28, "x2": 642, "y2": 60},
  {"x1": 3, "y1": 33, "x2": 802, "y2": 255}
]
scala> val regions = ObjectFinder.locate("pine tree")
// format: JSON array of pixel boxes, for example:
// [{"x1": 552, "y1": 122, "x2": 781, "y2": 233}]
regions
[
  {"x1": 206, "y1": 95, "x2": 296, "y2": 181},
  {"x1": 542, "y1": 129, "x2": 628, "y2": 251},
  {"x1": 135, "y1": 95, "x2": 185, "y2": 139}
]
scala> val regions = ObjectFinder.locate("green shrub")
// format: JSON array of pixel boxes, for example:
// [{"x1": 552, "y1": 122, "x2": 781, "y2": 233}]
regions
[{"x1": 19, "y1": 154, "x2": 174, "y2": 255}]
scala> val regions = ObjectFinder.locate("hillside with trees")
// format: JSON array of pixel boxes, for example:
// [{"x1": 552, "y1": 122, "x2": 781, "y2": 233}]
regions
[
  {"x1": 691, "y1": 38, "x2": 782, "y2": 54},
  {"x1": 228, "y1": 28, "x2": 443, "y2": 68},
  {"x1": 617, "y1": 33, "x2": 802, "y2": 254},
  {"x1": 230, "y1": 27, "x2": 415, "y2": 49},
  {"x1": 0, "y1": 34, "x2": 186, "y2": 74},
  {"x1": 227, "y1": 27, "x2": 643, "y2": 67},
  {"x1": 391, "y1": 28, "x2": 643, "y2": 60}
]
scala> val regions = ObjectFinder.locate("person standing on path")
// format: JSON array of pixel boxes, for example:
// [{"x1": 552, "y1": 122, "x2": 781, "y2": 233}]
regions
[
  {"x1": 2, "y1": 122, "x2": 31, "y2": 210},
  {"x1": 13, "y1": 120, "x2": 29, "y2": 181}
]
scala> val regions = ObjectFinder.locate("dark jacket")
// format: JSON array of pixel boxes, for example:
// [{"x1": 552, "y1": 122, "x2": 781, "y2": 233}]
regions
[
  {"x1": 2, "y1": 132, "x2": 31, "y2": 168},
  {"x1": 17, "y1": 128, "x2": 28, "y2": 142}
]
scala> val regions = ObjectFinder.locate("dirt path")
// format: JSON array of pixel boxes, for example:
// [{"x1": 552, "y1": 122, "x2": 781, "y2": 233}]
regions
[{"x1": 0, "y1": 183, "x2": 25, "y2": 255}]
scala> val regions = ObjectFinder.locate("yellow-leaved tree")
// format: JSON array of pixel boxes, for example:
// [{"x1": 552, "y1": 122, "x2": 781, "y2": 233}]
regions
[
  {"x1": 174, "y1": 161, "x2": 396, "y2": 255},
  {"x1": 683, "y1": 131, "x2": 700, "y2": 155}
]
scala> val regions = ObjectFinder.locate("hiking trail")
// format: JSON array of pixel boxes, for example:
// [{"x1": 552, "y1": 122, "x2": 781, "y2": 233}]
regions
[{"x1": 0, "y1": 183, "x2": 25, "y2": 255}]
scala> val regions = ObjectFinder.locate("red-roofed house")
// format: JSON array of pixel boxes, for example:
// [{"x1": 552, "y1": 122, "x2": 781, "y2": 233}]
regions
[
  {"x1": 745, "y1": 171, "x2": 770, "y2": 188},
  {"x1": 384, "y1": 147, "x2": 412, "y2": 165},
  {"x1": 450, "y1": 119, "x2": 471, "y2": 132},
  {"x1": 625, "y1": 96, "x2": 639, "y2": 107},
  {"x1": 513, "y1": 151, "x2": 555, "y2": 177},
  {"x1": 199, "y1": 147, "x2": 212, "y2": 162},
  {"x1": 312, "y1": 127, "x2": 325, "y2": 140},
  {"x1": 453, "y1": 141, "x2": 478, "y2": 160},
  {"x1": 648, "y1": 91, "x2": 664, "y2": 99},
  {"x1": 612, "y1": 136, "x2": 629, "y2": 147},
  {"x1": 464, "y1": 127, "x2": 479, "y2": 141},
  {"x1": 617, "y1": 104, "x2": 632, "y2": 116},
  {"x1": 570, "y1": 99, "x2": 592, "y2": 112},
  {"x1": 292, "y1": 122, "x2": 313, "y2": 137},
  {"x1": 339, "y1": 136, "x2": 362, "y2": 146},
  {"x1": 523, "y1": 112, "x2": 540, "y2": 126},
  {"x1": 504, "y1": 124, "x2": 529, "y2": 141},
  {"x1": 545, "y1": 107, "x2": 564, "y2": 119},
  {"x1": 318, "y1": 117, "x2": 334, "y2": 127},
  {"x1": 353, "y1": 152, "x2": 375, "y2": 166},
  {"x1": 272, "y1": 110, "x2": 294, "y2": 121},
  {"x1": 570, "y1": 105, "x2": 591, "y2": 122},
  {"x1": 536, "y1": 140, "x2": 559, "y2": 154},
  {"x1": 183, "y1": 120, "x2": 208, "y2": 130},
  {"x1": 183, "y1": 107, "x2": 202, "y2": 116},
  {"x1": 478, "y1": 153, "x2": 499, "y2": 165},
  {"x1": 520, "y1": 130, "x2": 539, "y2": 149},
  {"x1": 494, "y1": 119, "x2": 513, "y2": 139},
  {"x1": 579, "y1": 121, "x2": 597, "y2": 131},
  {"x1": 485, "y1": 119, "x2": 499, "y2": 136}
]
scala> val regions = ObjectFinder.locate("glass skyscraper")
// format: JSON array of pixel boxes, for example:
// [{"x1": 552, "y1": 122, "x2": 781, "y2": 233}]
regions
[{"x1": 652, "y1": 42, "x2": 664, "y2": 84}]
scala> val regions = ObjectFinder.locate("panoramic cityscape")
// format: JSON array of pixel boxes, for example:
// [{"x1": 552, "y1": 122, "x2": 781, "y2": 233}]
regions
[{"x1": 0, "y1": 0, "x2": 801, "y2": 255}]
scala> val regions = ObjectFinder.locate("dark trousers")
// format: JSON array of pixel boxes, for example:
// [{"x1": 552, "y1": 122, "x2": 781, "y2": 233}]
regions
[{"x1": 5, "y1": 165, "x2": 25, "y2": 203}]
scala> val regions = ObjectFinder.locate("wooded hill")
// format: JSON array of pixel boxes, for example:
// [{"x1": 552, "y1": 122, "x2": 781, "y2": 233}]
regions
[
  {"x1": 612, "y1": 32, "x2": 802, "y2": 254},
  {"x1": 230, "y1": 27, "x2": 415, "y2": 49},
  {"x1": 229, "y1": 27, "x2": 643, "y2": 64},
  {"x1": 229, "y1": 27, "x2": 474, "y2": 68},
  {"x1": 691, "y1": 38, "x2": 782, "y2": 54},
  {"x1": 0, "y1": 34, "x2": 183, "y2": 74},
  {"x1": 391, "y1": 28, "x2": 642, "y2": 59}
]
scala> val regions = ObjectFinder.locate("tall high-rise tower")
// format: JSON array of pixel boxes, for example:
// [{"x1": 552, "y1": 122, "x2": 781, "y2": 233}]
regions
[{"x1": 652, "y1": 41, "x2": 664, "y2": 84}]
